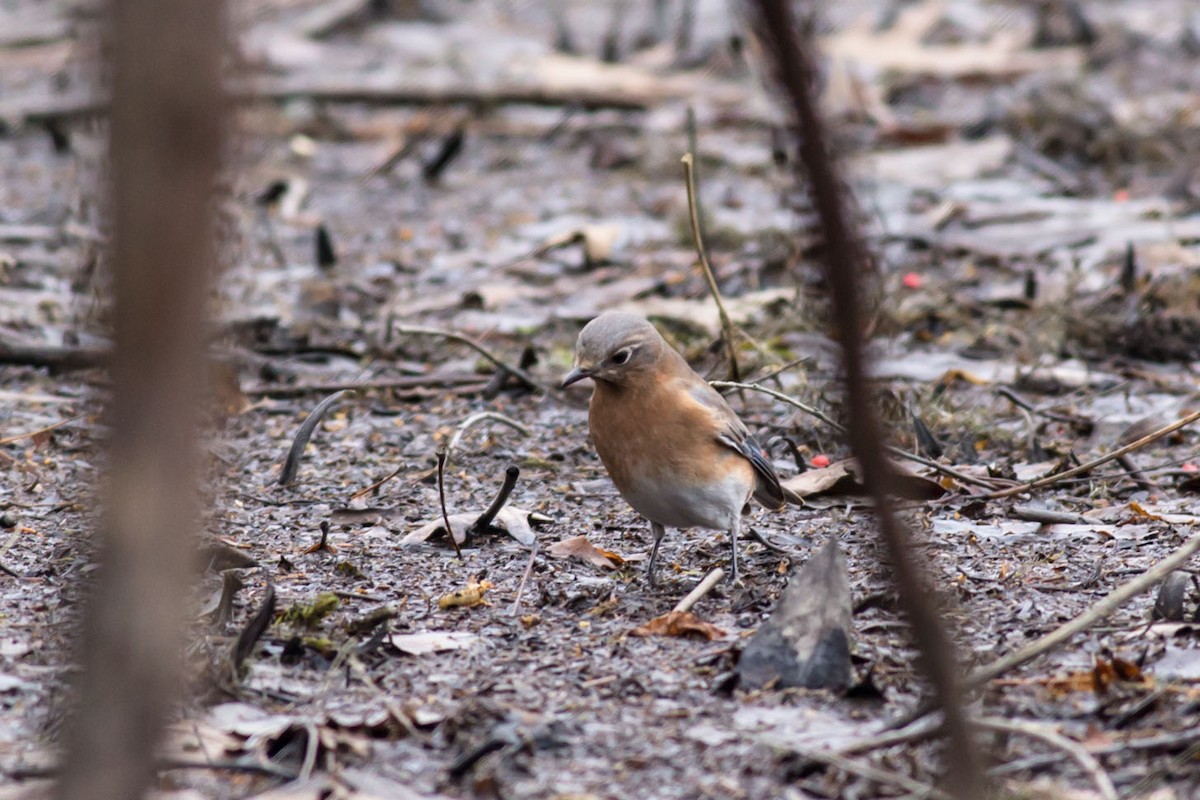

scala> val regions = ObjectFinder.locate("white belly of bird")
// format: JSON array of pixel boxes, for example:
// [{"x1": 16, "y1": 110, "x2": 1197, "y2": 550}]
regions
[{"x1": 620, "y1": 470, "x2": 750, "y2": 531}]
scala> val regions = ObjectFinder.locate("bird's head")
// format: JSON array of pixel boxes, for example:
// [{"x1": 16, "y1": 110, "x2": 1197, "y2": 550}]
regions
[{"x1": 561, "y1": 311, "x2": 664, "y2": 389}]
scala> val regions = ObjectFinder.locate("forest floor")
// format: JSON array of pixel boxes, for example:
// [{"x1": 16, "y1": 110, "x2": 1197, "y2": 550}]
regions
[{"x1": 2, "y1": 0, "x2": 1200, "y2": 798}]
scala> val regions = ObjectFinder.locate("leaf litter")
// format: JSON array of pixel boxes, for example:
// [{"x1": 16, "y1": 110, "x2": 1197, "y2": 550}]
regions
[{"x1": 3, "y1": 0, "x2": 1200, "y2": 797}]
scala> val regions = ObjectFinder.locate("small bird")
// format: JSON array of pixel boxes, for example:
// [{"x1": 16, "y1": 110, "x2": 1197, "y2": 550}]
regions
[{"x1": 562, "y1": 311, "x2": 786, "y2": 584}]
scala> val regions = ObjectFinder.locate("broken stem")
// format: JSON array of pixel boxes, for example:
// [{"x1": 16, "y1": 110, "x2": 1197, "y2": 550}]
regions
[
  {"x1": 471, "y1": 465, "x2": 520, "y2": 535},
  {"x1": 681, "y1": 152, "x2": 740, "y2": 383},
  {"x1": 435, "y1": 448, "x2": 464, "y2": 560}
]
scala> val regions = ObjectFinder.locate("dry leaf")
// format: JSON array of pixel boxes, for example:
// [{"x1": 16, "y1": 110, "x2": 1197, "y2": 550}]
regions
[
  {"x1": 403, "y1": 507, "x2": 545, "y2": 547},
  {"x1": 781, "y1": 458, "x2": 945, "y2": 502},
  {"x1": 437, "y1": 580, "x2": 493, "y2": 610},
  {"x1": 631, "y1": 611, "x2": 726, "y2": 641},
  {"x1": 388, "y1": 631, "x2": 478, "y2": 655},
  {"x1": 547, "y1": 535, "x2": 624, "y2": 570}
]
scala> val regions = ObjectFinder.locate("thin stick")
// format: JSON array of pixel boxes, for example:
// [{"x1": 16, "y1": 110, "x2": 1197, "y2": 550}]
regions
[
  {"x1": 975, "y1": 716, "x2": 1117, "y2": 800},
  {"x1": 982, "y1": 408, "x2": 1200, "y2": 500},
  {"x1": 711, "y1": 380, "x2": 1006, "y2": 491},
  {"x1": 0, "y1": 415, "x2": 83, "y2": 446},
  {"x1": 781, "y1": 746, "x2": 955, "y2": 800},
  {"x1": 893, "y1": 528, "x2": 1200, "y2": 728},
  {"x1": 509, "y1": 539, "x2": 540, "y2": 617},
  {"x1": 435, "y1": 448, "x2": 463, "y2": 560},
  {"x1": 681, "y1": 152, "x2": 740, "y2": 383},
  {"x1": 447, "y1": 412, "x2": 531, "y2": 458},
  {"x1": 390, "y1": 324, "x2": 548, "y2": 393},
  {"x1": 673, "y1": 567, "x2": 724, "y2": 613},
  {"x1": 348, "y1": 463, "x2": 404, "y2": 501}
]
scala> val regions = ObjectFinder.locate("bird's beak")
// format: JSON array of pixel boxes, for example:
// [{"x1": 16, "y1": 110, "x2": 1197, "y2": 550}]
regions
[{"x1": 561, "y1": 365, "x2": 592, "y2": 388}]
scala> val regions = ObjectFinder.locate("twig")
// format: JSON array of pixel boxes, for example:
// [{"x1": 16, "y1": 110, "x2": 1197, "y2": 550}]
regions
[
  {"x1": 390, "y1": 324, "x2": 548, "y2": 394},
  {"x1": 509, "y1": 538, "x2": 540, "y2": 617},
  {"x1": 447, "y1": 412, "x2": 531, "y2": 458},
  {"x1": 836, "y1": 716, "x2": 944, "y2": 756},
  {"x1": 348, "y1": 463, "x2": 404, "y2": 501},
  {"x1": 711, "y1": 380, "x2": 1005, "y2": 491},
  {"x1": 750, "y1": 2, "x2": 985, "y2": 794},
  {"x1": 982, "y1": 408, "x2": 1200, "y2": 500},
  {"x1": 673, "y1": 567, "x2": 724, "y2": 613},
  {"x1": 893, "y1": 528, "x2": 1200, "y2": 728},
  {"x1": 435, "y1": 448, "x2": 463, "y2": 560},
  {"x1": 299, "y1": 720, "x2": 320, "y2": 782},
  {"x1": 783, "y1": 746, "x2": 955, "y2": 800},
  {"x1": 681, "y1": 152, "x2": 740, "y2": 383},
  {"x1": 0, "y1": 415, "x2": 84, "y2": 445},
  {"x1": 245, "y1": 373, "x2": 489, "y2": 398},
  {"x1": 995, "y1": 386, "x2": 1090, "y2": 428},
  {"x1": 974, "y1": 716, "x2": 1117, "y2": 800},
  {"x1": 470, "y1": 466, "x2": 520, "y2": 535}
]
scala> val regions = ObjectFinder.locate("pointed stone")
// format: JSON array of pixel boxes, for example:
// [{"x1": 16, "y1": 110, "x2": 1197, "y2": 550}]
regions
[{"x1": 737, "y1": 538, "x2": 853, "y2": 691}]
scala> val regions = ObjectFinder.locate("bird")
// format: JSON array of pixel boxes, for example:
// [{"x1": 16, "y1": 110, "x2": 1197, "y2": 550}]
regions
[{"x1": 561, "y1": 311, "x2": 786, "y2": 585}]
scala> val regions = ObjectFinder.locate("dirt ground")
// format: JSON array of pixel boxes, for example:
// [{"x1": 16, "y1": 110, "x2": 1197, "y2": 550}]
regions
[{"x1": 3, "y1": 0, "x2": 1200, "y2": 798}]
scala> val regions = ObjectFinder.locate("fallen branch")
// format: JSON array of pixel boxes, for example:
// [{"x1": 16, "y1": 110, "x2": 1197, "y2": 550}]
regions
[
  {"x1": 0, "y1": 77, "x2": 665, "y2": 127},
  {"x1": 975, "y1": 716, "x2": 1117, "y2": 800},
  {"x1": 982, "y1": 408, "x2": 1200, "y2": 500},
  {"x1": 245, "y1": 372, "x2": 490, "y2": 398},
  {"x1": 0, "y1": 339, "x2": 108, "y2": 370},
  {"x1": 390, "y1": 324, "x2": 549, "y2": 394}
]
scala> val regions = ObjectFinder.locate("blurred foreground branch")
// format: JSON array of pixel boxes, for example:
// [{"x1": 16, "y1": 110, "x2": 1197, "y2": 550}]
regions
[
  {"x1": 747, "y1": 2, "x2": 985, "y2": 796},
  {"x1": 54, "y1": 0, "x2": 224, "y2": 796}
]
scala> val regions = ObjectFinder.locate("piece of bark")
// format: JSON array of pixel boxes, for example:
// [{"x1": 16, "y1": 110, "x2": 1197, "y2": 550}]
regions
[{"x1": 736, "y1": 538, "x2": 853, "y2": 691}]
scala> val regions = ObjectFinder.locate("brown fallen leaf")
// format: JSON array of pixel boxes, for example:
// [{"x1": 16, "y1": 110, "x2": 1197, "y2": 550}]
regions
[
  {"x1": 438, "y1": 579, "x2": 494, "y2": 610},
  {"x1": 547, "y1": 534, "x2": 624, "y2": 570},
  {"x1": 631, "y1": 611, "x2": 726, "y2": 641},
  {"x1": 781, "y1": 458, "x2": 945, "y2": 502},
  {"x1": 1041, "y1": 655, "x2": 1147, "y2": 697}
]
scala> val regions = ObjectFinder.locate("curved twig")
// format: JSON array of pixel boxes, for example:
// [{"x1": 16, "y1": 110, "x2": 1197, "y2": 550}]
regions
[
  {"x1": 279, "y1": 390, "x2": 352, "y2": 486},
  {"x1": 390, "y1": 324, "x2": 549, "y2": 393},
  {"x1": 975, "y1": 716, "x2": 1117, "y2": 800},
  {"x1": 447, "y1": 412, "x2": 530, "y2": 458}
]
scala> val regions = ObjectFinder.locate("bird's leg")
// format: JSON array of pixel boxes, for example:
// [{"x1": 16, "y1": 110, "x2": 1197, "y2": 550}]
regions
[
  {"x1": 729, "y1": 517, "x2": 740, "y2": 583},
  {"x1": 647, "y1": 522, "x2": 667, "y2": 586}
]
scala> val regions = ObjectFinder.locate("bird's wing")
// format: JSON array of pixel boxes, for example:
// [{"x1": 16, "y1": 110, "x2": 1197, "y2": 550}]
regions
[{"x1": 687, "y1": 381, "x2": 787, "y2": 510}]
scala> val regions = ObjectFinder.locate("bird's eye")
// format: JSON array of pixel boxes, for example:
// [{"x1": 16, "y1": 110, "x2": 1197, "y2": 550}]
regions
[{"x1": 611, "y1": 348, "x2": 632, "y2": 366}]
